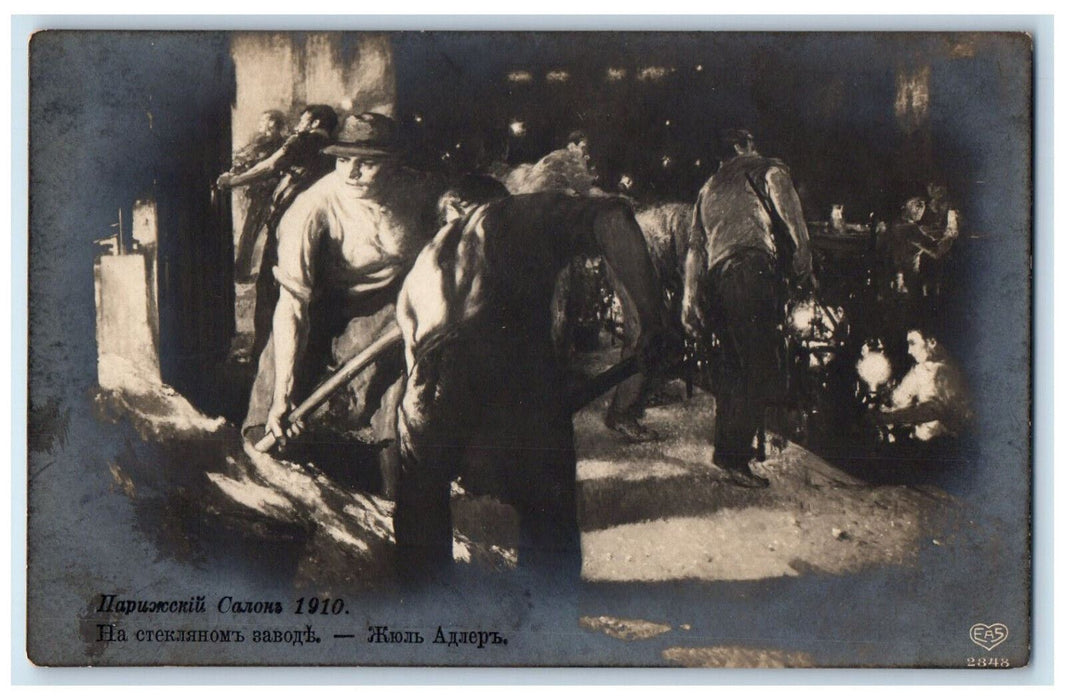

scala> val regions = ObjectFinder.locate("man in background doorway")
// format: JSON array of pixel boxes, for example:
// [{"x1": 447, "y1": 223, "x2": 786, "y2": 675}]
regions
[
  {"x1": 217, "y1": 104, "x2": 339, "y2": 360},
  {"x1": 228, "y1": 109, "x2": 287, "y2": 281}
]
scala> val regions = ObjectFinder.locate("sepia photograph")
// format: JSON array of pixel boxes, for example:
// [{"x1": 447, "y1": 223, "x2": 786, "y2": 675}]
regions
[{"x1": 24, "y1": 26, "x2": 1034, "y2": 669}]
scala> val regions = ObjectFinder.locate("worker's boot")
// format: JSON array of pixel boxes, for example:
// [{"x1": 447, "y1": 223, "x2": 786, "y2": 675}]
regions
[
  {"x1": 605, "y1": 416, "x2": 660, "y2": 443},
  {"x1": 714, "y1": 450, "x2": 770, "y2": 489},
  {"x1": 725, "y1": 463, "x2": 770, "y2": 489}
]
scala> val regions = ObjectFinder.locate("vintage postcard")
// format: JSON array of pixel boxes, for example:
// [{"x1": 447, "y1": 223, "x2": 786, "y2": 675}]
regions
[{"x1": 26, "y1": 29, "x2": 1033, "y2": 668}]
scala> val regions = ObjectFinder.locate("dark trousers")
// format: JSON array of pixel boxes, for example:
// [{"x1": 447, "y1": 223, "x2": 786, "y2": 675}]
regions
[
  {"x1": 395, "y1": 323, "x2": 580, "y2": 582},
  {"x1": 705, "y1": 250, "x2": 783, "y2": 469},
  {"x1": 234, "y1": 188, "x2": 273, "y2": 281},
  {"x1": 251, "y1": 224, "x2": 281, "y2": 362}
]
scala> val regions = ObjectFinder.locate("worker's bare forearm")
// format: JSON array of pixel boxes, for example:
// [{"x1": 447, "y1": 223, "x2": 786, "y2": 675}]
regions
[
  {"x1": 270, "y1": 288, "x2": 309, "y2": 412},
  {"x1": 880, "y1": 400, "x2": 944, "y2": 425},
  {"x1": 681, "y1": 246, "x2": 707, "y2": 335},
  {"x1": 223, "y1": 150, "x2": 282, "y2": 188}
]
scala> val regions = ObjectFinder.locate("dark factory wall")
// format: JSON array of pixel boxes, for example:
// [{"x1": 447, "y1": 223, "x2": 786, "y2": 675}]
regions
[
  {"x1": 30, "y1": 31, "x2": 236, "y2": 409},
  {"x1": 390, "y1": 31, "x2": 1028, "y2": 232}
]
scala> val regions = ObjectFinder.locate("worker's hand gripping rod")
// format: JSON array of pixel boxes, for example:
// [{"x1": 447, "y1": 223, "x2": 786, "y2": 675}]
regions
[{"x1": 253, "y1": 323, "x2": 404, "y2": 453}]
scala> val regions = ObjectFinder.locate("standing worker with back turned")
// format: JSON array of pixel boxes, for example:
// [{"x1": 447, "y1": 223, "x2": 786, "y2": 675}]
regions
[{"x1": 681, "y1": 128, "x2": 813, "y2": 488}]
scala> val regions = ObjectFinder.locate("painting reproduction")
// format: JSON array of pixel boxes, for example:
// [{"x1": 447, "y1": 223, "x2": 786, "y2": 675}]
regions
[{"x1": 26, "y1": 29, "x2": 1033, "y2": 668}]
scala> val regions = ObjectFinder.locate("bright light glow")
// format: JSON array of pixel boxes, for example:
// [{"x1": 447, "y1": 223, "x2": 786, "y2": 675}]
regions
[
  {"x1": 509, "y1": 120, "x2": 526, "y2": 137},
  {"x1": 606, "y1": 67, "x2": 626, "y2": 81},
  {"x1": 507, "y1": 70, "x2": 533, "y2": 83},
  {"x1": 894, "y1": 66, "x2": 930, "y2": 133},
  {"x1": 788, "y1": 300, "x2": 817, "y2": 336},
  {"x1": 546, "y1": 70, "x2": 570, "y2": 83},
  {"x1": 856, "y1": 351, "x2": 893, "y2": 391},
  {"x1": 637, "y1": 66, "x2": 673, "y2": 81}
]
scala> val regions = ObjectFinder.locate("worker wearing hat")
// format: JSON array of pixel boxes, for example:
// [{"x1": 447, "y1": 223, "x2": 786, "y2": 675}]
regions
[{"x1": 244, "y1": 112, "x2": 446, "y2": 494}]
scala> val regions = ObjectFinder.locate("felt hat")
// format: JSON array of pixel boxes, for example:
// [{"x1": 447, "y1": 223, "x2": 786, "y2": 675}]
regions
[{"x1": 323, "y1": 112, "x2": 399, "y2": 158}]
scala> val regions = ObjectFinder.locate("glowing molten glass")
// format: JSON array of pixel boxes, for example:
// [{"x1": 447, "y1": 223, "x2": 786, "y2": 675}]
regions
[
  {"x1": 856, "y1": 351, "x2": 892, "y2": 391},
  {"x1": 787, "y1": 299, "x2": 818, "y2": 337}
]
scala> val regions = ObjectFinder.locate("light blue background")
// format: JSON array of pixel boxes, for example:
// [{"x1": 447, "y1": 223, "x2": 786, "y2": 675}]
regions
[{"x1": 9, "y1": 13, "x2": 1054, "y2": 685}]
